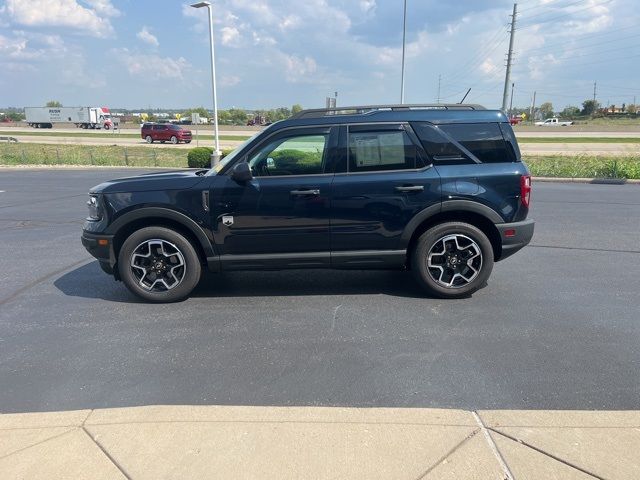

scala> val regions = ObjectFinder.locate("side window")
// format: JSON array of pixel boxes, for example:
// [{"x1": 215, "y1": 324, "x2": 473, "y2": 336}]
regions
[
  {"x1": 439, "y1": 123, "x2": 513, "y2": 163},
  {"x1": 412, "y1": 123, "x2": 472, "y2": 165},
  {"x1": 348, "y1": 128, "x2": 420, "y2": 172},
  {"x1": 248, "y1": 134, "x2": 327, "y2": 176}
]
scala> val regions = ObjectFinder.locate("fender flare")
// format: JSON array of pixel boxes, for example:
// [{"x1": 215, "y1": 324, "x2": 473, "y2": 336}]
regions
[
  {"x1": 106, "y1": 207, "x2": 216, "y2": 258},
  {"x1": 399, "y1": 200, "x2": 504, "y2": 249}
]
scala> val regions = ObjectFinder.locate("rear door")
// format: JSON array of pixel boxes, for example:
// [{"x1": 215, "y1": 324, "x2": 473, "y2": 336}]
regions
[{"x1": 330, "y1": 123, "x2": 441, "y2": 268}]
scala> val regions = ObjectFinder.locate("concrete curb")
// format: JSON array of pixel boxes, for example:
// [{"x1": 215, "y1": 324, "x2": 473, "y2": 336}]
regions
[{"x1": 533, "y1": 176, "x2": 640, "y2": 184}]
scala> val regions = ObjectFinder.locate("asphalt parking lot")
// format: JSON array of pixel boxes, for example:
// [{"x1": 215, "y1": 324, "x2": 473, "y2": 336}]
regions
[{"x1": 0, "y1": 168, "x2": 639, "y2": 414}]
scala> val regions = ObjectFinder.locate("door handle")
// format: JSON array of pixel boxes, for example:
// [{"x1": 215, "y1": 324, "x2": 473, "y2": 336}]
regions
[
  {"x1": 290, "y1": 189, "x2": 320, "y2": 196},
  {"x1": 395, "y1": 185, "x2": 424, "y2": 193}
]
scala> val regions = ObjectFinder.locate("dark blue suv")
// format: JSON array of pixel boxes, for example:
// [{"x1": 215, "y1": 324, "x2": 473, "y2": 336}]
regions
[{"x1": 82, "y1": 104, "x2": 534, "y2": 302}]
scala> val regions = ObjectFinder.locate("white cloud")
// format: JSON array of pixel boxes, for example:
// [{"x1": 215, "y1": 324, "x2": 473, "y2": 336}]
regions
[
  {"x1": 83, "y1": 0, "x2": 120, "y2": 18},
  {"x1": 4, "y1": 0, "x2": 115, "y2": 37},
  {"x1": 220, "y1": 75, "x2": 241, "y2": 87},
  {"x1": 252, "y1": 31, "x2": 276, "y2": 46},
  {"x1": 281, "y1": 54, "x2": 317, "y2": 83},
  {"x1": 137, "y1": 26, "x2": 159, "y2": 47},
  {"x1": 220, "y1": 26, "x2": 240, "y2": 46},
  {"x1": 114, "y1": 48, "x2": 191, "y2": 80},
  {"x1": 279, "y1": 14, "x2": 301, "y2": 30}
]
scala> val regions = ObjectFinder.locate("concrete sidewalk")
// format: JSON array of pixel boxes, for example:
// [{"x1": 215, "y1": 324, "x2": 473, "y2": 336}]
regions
[{"x1": 0, "y1": 406, "x2": 638, "y2": 479}]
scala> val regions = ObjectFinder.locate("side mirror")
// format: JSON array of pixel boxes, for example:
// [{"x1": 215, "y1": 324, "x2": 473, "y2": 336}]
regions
[{"x1": 231, "y1": 162, "x2": 253, "y2": 183}]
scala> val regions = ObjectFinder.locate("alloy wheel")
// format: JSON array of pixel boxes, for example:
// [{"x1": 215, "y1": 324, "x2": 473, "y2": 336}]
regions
[
  {"x1": 426, "y1": 234, "x2": 483, "y2": 288},
  {"x1": 130, "y1": 239, "x2": 186, "y2": 292}
]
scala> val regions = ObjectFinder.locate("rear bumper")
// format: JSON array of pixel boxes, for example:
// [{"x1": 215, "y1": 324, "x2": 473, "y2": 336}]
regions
[
  {"x1": 81, "y1": 231, "x2": 116, "y2": 273},
  {"x1": 496, "y1": 219, "x2": 535, "y2": 260}
]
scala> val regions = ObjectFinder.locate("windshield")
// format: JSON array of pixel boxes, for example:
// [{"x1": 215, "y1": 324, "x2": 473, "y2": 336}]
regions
[{"x1": 206, "y1": 130, "x2": 262, "y2": 175}]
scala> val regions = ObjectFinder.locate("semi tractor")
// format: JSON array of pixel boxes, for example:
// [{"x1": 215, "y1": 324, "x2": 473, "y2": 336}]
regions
[{"x1": 25, "y1": 107, "x2": 113, "y2": 129}]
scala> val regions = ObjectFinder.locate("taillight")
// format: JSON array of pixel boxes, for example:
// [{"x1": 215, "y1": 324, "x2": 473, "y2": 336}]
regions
[{"x1": 520, "y1": 174, "x2": 531, "y2": 208}]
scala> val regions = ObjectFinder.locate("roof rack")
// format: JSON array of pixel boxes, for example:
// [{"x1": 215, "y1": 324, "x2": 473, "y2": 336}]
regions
[{"x1": 291, "y1": 103, "x2": 486, "y2": 119}]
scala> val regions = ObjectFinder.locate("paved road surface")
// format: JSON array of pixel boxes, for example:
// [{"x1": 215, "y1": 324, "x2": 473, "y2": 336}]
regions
[{"x1": 0, "y1": 169, "x2": 639, "y2": 413}]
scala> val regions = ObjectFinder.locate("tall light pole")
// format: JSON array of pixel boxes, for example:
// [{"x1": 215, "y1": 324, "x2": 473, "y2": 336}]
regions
[
  {"x1": 400, "y1": 0, "x2": 407, "y2": 104},
  {"x1": 191, "y1": 1, "x2": 220, "y2": 167}
]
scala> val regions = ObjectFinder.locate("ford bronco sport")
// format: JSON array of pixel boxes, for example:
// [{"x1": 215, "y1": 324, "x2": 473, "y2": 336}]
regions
[{"x1": 82, "y1": 104, "x2": 534, "y2": 302}]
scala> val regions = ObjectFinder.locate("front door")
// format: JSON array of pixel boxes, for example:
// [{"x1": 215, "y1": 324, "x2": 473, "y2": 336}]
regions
[{"x1": 210, "y1": 126, "x2": 338, "y2": 270}]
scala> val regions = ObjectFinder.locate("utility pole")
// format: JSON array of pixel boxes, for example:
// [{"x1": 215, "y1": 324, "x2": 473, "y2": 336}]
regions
[
  {"x1": 437, "y1": 74, "x2": 441, "y2": 104},
  {"x1": 502, "y1": 3, "x2": 518, "y2": 112},
  {"x1": 530, "y1": 90, "x2": 536, "y2": 123},
  {"x1": 509, "y1": 82, "x2": 515, "y2": 118},
  {"x1": 593, "y1": 81, "x2": 597, "y2": 103}
]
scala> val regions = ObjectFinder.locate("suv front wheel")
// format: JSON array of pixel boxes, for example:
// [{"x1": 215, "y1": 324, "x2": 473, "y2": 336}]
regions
[
  {"x1": 118, "y1": 226, "x2": 201, "y2": 302},
  {"x1": 411, "y1": 222, "x2": 494, "y2": 299}
]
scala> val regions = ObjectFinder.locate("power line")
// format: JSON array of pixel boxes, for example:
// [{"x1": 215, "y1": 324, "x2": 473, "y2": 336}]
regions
[
  {"x1": 519, "y1": 0, "x2": 586, "y2": 20},
  {"x1": 522, "y1": 24, "x2": 639, "y2": 53},
  {"x1": 524, "y1": 32, "x2": 640, "y2": 56},
  {"x1": 518, "y1": 0, "x2": 614, "y2": 30}
]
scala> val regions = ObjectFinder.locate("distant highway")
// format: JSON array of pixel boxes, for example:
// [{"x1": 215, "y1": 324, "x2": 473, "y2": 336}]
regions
[{"x1": 1, "y1": 124, "x2": 640, "y2": 155}]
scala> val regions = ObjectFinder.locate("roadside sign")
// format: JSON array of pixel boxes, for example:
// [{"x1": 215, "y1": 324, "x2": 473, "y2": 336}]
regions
[{"x1": 192, "y1": 113, "x2": 200, "y2": 147}]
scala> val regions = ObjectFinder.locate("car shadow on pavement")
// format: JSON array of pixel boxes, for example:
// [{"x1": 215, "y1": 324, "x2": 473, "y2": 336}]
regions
[{"x1": 54, "y1": 261, "x2": 429, "y2": 301}]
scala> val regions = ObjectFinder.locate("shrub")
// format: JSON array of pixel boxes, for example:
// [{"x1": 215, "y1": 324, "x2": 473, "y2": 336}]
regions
[
  {"x1": 187, "y1": 147, "x2": 213, "y2": 168},
  {"x1": 187, "y1": 147, "x2": 234, "y2": 168}
]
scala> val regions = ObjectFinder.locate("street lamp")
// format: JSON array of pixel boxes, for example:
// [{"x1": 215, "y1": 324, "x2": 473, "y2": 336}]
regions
[
  {"x1": 191, "y1": 1, "x2": 221, "y2": 168},
  {"x1": 400, "y1": 0, "x2": 407, "y2": 104}
]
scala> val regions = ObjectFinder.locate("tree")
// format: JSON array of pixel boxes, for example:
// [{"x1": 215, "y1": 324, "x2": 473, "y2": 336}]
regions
[
  {"x1": 539, "y1": 102, "x2": 554, "y2": 119},
  {"x1": 227, "y1": 108, "x2": 248, "y2": 125},
  {"x1": 581, "y1": 99, "x2": 600, "y2": 116},
  {"x1": 560, "y1": 106, "x2": 581, "y2": 119},
  {"x1": 291, "y1": 104, "x2": 303, "y2": 115},
  {"x1": 628, "y1": 104, "x2": 637, "y2": 115},
  {"x1": 46, "y1": 100, "x2": 62, "y2": 107},
  {"x1": 182, "y1": 107, "x2": 210, "y2": 120}
]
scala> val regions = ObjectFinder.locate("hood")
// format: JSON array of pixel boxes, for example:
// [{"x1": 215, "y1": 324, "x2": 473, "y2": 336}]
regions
[{"x1": 89, "y1": 169, "x2": 208, "y2": 194}]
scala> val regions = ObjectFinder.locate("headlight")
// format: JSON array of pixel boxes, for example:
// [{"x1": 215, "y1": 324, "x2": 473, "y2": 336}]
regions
[{"x1": 86, "y1": 195, "x2": 102, "y2": 221}]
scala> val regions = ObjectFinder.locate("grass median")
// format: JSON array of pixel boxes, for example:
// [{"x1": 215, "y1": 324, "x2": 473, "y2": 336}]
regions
[
  {"x1": 0, "y1": 130, "x2": 251, "y2": 141},
  {"x1": 1, "y1": 143, "x2": 639, "y2": 179}
]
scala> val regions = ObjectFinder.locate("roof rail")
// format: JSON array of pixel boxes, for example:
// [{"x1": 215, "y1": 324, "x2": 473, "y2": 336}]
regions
[{"x1": 291, "y1": 103, "x2": 486, "y2": 119}]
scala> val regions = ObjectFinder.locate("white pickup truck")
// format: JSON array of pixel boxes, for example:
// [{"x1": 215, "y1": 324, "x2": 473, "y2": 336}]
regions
[{"x1": 535, "y1": 117, "x2": 573, "y2": 126}]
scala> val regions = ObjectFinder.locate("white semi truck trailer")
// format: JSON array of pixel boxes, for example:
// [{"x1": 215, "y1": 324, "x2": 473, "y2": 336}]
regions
[{"x1": 25, "y1": 107, "x2": 113, "y2": 129}]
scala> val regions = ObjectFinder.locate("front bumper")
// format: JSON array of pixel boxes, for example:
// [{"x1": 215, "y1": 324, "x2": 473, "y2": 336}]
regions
[
  {"x1": 496, "y1": 219, "x2": 535, "y2": 260},
  {"x1": 81, "y1": 231, "x2": 116, "y2": 273}
]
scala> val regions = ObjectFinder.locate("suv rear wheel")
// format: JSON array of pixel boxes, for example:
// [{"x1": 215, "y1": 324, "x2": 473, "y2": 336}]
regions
[
  {"x1": 118, "y1": 226, "x2": 201, "y2": 302},
  {"x1": 145, "y1": 135, "x2": 153, "y2": 144},
  {"x1": 411, "y1": 222, "x2": 494, "y2": 299}
]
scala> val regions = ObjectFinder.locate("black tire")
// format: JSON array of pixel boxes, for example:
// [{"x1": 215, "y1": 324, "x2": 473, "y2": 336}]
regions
[
  {"x1": 170, "y1": 135, "x2": 178, "y2": 144},
  {"x1": 411, "y1": 222, "x2": 494, "y2": 299},
  {"x1": 118, "y1": 226, "x2": 201, "y2": 303},
  {"x1": 145, "y1": 135, "x2": 153, "y2": 144}
]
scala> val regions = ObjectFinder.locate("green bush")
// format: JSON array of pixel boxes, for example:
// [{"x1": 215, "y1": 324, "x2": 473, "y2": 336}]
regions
[
  {"x1": 187, "y1": 147, "x2": 213, "y2": 168},
  {"x1": 187, "y1": 147, "x2": 234, "y2": 168}
]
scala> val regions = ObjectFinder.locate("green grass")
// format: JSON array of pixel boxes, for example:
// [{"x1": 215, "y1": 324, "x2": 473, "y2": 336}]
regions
[
  {"x1": 2, "y1": 143, "x2": 639, "y2": 179},
  {"x1": 0, "y1": 130, "x2": 251, "y2": 141},
  {"x1": 523, "y1": 155, "x2": 640, "y2": 179},
  {"x1": 518, "y1": 137, "x2": 640, "y2": 143},
  {"x1": 0, "y1": 143, "x2": 189, "y2": 167}
]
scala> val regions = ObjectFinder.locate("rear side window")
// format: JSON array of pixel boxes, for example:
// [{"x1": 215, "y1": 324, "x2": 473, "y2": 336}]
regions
[
  {"x1": 348, "y1": 128, "x2": 421, "y2": 172},
  {"x1": 412, "y1": 123, "x2": 471, "y2": 165},
  {"x1": 439, "y1": 123, "x2": 513, "y2": 163}
]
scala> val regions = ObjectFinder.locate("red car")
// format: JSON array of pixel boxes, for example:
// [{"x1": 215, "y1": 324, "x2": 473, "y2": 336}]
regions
[{"x1": 141, "y1": 123, "x2": 192, "y2": 144}]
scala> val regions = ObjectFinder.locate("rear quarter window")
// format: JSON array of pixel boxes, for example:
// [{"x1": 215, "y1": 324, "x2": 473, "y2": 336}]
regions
[{"x1": 439, "y1": 123, "x2": 514, "y2": 163}]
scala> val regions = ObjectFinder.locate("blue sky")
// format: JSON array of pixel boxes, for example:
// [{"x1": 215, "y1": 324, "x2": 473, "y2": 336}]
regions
[{"x1": 0, "y1": 0, "x2": 638, "y2": 111}]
